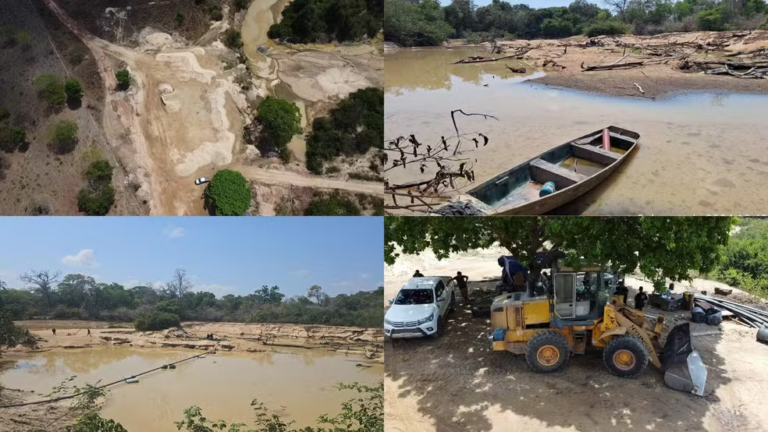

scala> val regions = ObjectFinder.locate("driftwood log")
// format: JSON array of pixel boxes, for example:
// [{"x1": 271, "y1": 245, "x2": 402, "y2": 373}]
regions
[
  {"x1": 506, "y1": 65, "x2": 526, "y2": 73},
  {"x1": 453, "y1": 54, "x2": 517, "y2": 65}
]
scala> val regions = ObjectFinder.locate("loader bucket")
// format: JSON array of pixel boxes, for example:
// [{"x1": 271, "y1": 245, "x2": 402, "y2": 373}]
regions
[{"x1": 661, "y1": 323, "x2": 707, "y2": 396}]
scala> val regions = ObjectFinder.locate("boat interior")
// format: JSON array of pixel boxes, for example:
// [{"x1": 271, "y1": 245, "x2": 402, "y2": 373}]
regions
[{"x1": 469, "y1": 127, "x2": 639, "y2": 210}]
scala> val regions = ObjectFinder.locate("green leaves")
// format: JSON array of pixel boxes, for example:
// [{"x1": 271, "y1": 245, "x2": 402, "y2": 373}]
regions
[
  {"x1": 35, "y1": 74, "x2": 66, "y2": 108},
  {"x1": 386, "y1": 216, "x2": 736, "y2": 290},
  {"x1": 257, "y1": 97, "x2": 302, "y2": 163},
  {"x1": 205, "y1": 169, "x2": 252, "y2": 216}
]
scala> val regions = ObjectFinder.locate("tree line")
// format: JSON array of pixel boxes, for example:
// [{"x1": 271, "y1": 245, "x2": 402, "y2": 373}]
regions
[
  {"x1": 384, "y1": 0, "x2": 768, "y2": 47},
  {"x1": 0, "y1": 269, "x2": 384, "y2": 328},
  {"x1": 708, "y1": 217, "x2": 768, "y2": 298},
  {"x1": 268, "y1": 0, "x2": 384, "y2": 43}
]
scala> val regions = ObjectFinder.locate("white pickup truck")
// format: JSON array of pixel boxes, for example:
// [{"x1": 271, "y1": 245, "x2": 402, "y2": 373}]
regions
[{"x1": 384, "y1": 276, "x2": 456, "y2": 339}]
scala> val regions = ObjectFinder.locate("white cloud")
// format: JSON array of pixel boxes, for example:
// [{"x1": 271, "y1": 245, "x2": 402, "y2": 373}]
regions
[
  {"x1": 164, "y1": 226, "x2": 186, "y2": 239},
  {"x1": 361, "y1": 274, "x2": 370, "y2": 279},
  {"x1": 62, "y1": 249, "x2": 99, "y2": 268}
]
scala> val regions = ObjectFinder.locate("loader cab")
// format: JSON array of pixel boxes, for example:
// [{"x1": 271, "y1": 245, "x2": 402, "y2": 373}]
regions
[{"x1": 552, "y1": 262, "x2": 616, "y2": 322}]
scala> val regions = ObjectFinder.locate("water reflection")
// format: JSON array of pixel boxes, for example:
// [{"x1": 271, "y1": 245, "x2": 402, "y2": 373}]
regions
[
  {"x1": 0, "y1": 347, "x2": 382, "y2": 431},
  {"x1": 386, "y1": 48, "x2": 533, "y2": 95}
]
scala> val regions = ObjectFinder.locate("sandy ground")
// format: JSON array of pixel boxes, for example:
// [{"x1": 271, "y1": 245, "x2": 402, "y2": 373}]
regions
[
  {"x1": 481, "y1": 30, "x2": 768, "y2": 99},
  {"x1": 384, "y1": 248, "x2": 768, "y2": 432},
  {"x1": 9, "y1": 320, "x2": 384, "y2": 363},
  {"x1": 41, "y1": 0, "x2": 382, "y2": 215}
]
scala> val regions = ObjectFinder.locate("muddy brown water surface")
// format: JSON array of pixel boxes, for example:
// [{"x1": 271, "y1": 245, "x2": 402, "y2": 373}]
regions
[
  {"x1": 386, "y1": 48, "x2": 768, "y2": 215},
  {"x1": 1, "y1": 347, "x2": 382, "y2": 431}
]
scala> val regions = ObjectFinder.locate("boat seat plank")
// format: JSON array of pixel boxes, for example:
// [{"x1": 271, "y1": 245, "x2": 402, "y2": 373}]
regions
[
  {"x1": 529, "y1": 159, "x2": 587, "y2": 188},
  {"x1": 571, "y1": 143, "x2": 620, "y2": 166}
]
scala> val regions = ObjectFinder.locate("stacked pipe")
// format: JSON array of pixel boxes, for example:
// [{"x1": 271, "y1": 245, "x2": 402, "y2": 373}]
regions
[{"x1": 694, "y1": 294, "x2": 768, "y2": 328}]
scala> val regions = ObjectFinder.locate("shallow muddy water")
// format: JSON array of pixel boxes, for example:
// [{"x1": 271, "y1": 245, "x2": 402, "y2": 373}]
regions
[
  {"x1": 386, "y1": 48, "x2": 768, "y2": 215},
  {"x1": 1, "y1": 347, "x2": 381, "y2": 431}
]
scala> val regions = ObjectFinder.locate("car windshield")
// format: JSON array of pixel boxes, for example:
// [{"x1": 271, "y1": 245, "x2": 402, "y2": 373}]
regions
[{"x1": 395, "y1": 288, "x2": 434, "y2": 305}]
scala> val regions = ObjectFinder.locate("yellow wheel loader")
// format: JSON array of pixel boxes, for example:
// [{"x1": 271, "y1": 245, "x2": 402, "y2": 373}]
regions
[{"x1": 488, "y1": 261, "x2": 707, "y2": 396}]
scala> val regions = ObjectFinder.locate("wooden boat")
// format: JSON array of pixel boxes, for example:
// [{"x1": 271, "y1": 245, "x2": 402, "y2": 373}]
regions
[{"x1": 465, "y1": 126, "x2": 640, "y2": 215}]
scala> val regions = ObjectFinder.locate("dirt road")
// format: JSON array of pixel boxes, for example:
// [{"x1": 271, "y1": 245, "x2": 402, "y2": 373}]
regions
[
  {"x1": 237, "y1": 166, "x2": 383, "y2": 194},
  {"x1": 385, "y1": 249, "x2": 768, "y2": 432},
  {"x1": 42, "y1": 0, "x2": 382, "y2": 215}
]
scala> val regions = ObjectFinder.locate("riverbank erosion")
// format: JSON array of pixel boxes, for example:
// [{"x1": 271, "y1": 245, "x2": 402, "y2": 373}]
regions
[
  {"x1": 8, "y1": 321, "x2": 384, "y2": 363},
  {"x1": 439, "y1": 30, "x2": 768, "y2": 99}
]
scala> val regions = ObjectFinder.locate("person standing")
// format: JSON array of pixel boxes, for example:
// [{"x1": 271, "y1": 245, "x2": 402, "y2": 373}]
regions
[
  {"x1": 452, "y1": 271, "x2": 470, "y2": 304},
  {"x1": 635, "y1": 287, "x2": 649, "y2": 311},
  {"x1": 615, "y1": 280, "x2": 629, "y2": 304},
  {"x1": 413, "y1": 270, "x2": 424, "y2": 278},
  {"x1": 52, "y1": 328, "x2": 56, "y2": 336}
]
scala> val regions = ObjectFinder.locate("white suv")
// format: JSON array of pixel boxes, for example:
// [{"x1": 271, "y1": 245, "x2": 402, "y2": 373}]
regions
[{"x1": 384, "y1": 276, "x2": 456, "y2": 339}]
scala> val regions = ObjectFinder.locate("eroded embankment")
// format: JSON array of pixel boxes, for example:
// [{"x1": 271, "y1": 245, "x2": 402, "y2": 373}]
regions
[{"x1": 14, "y1": 321, "x2": 384, "y2": 363}]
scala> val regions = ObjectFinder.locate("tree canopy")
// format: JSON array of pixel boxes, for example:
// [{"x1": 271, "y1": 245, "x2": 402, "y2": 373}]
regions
[
  {"x1": 385, "y1": 216, "x2": 735, "y2": 291},
  {"x1": 268, "y1": 0, "x2": 383, "y2": 43},
  {"x1": 256, "y1": 97, "x2": 302, "y2": 162},
  {"x1": 0, "y1": 123, "x2": 26, "y2": 153},
  {"x1": 65, "y1": 78, "x2": 83, "y2": 103},
  {"x1": 77, "y1": 159, "x2": 115, "y2": 215},
  {"x1": 205, "y1": 169, "x2": 252, "y2": 216},
  {"x1": 305, "y1": 87, "x2": 383, "y2": 174},
  {"x1": 35, "y1": 74, "x2": 67, "y2": 107},
  {"x1": 384, "y1": 0, "x2": 768, "y2": 46},
  {"x1": 115, "y1": 69, "x2": 131, "y2": 90}
]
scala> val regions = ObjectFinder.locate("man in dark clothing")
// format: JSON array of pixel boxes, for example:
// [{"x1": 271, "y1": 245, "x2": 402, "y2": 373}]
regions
[
  {"x1": 87, "y1": 329, "x2": 91, "y2": 336},
  {"x1": 52, "y1": 328, "x2": 56, "y2": 336},
  {"x1": 452, "y1": 271, "x2": 470, "y2": 304},
  {"x1": 615, "y1": 281, "x2": 629, "y2": 304},
  {"x1": 413, "y1": 270, "x2": 424, "y2": 277},
  {"x1": 635, "y1": 287, "x2": 649, "y2": 311}
]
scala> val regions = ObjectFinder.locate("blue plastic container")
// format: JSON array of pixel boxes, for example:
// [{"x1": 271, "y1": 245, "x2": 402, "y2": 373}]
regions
[
  {"x1": 539, "y1": 181, "x2": 556, "y2": 197},
  {"x1": 492, "y1": 328, "x2": 506, "y2": 341}
]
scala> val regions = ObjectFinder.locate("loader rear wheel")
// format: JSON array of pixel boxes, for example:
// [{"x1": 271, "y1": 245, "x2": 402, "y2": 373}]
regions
[
  {"x1": 525, "y1": 330, "x2": 570, "y2": 373},
  {"x1": 603, "y1": 336, "x2": 649, "y2": 378}
]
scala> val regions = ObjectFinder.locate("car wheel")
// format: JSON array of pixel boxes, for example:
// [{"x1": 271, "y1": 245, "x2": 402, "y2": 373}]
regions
[{"x1": 433, "y1": 316, "x2": 445, "y2": 338}]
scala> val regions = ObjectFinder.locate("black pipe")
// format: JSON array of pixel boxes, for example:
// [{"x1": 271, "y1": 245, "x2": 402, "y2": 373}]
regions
[{"x1": 696, "y1": 296, "x2": 768, "y2": 327}]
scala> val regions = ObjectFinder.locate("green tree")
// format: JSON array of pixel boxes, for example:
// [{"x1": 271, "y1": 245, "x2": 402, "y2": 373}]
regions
[
  {"x1": 48, "y1": 120, "x2": 79, "y2": 154},
  {"x1": 257, "y1": 97, "x2": 302, "y2": 162},
  {"x1": 697, "y1": 9, "x2": 724, "y2": 31},
  {"x1": 0, "y1": 124, "x2": 26, "y2": 153},
  {"x1": 64, "y1": 78, "x2": 83, "y2": 103},
  {"x1": 34, "y1": 74, "x2": 66, "y2": 107},
  {"x1": 224, "y1": 29, "x2": 243, "y2": 48},
  {"x1": 384, "y1": 0, "x2": 455, "y2": 46},
  {"x1": 85, "y1": 159, "x2": 113, "y2": 183},
  {"x1": 77, "y1": 185, "x2": 115, "y2": 215},
  {"x1": 0, "y1": 311, "x2": 38, "y2": 349},
  {"x1": 304, "y1": 192, "x2": 362, "y2": 216},
  {"x1": 234, "y1": 0, "x2": 250, "y2": 12},
  {"x1": 66, "y1": 413, "x2": 127, "y2": 432},
  {"x1": 253, "y1": 285, "x2": 285, "y2": 304},
  {"x1": 77, "y1": 159, "x2": 115, "y2": 215},
  {"x1": 115, "y1": 69, "x2": 131, "y2": 90},
  {"x1": 134, "y1": 311, "x2": 181, "y2": 331},
  {"x1": 385, "y1": 216, "x2": 735, "y2": 291},
  {"x1": 205, "y1": 169, "x2": 252, "y2": 216}
]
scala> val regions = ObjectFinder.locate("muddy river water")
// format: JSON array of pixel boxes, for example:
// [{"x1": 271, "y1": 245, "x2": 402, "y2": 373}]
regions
[
  {"x1": 1, "y1": 347, "x2": 381, "y2": 431},
  {"x1": 386, "y1": 48, "x2": 768, "y2": 215}
]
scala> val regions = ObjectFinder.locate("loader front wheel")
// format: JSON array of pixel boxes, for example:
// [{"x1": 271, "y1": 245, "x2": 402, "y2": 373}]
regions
[
  {"x1": 525, "y1": 330, "x2": 570, "y2": 373},
  {"x1": 603, "y1": 336, "x2": 649, "y2": 378}
]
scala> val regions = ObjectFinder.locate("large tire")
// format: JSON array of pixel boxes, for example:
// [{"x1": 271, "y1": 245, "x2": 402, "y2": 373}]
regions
[
  {"x1": 603, "y1": 336, "x2": 649, "y2": 378},
  {"x1": 524, "y1": 330, "x2": 570, "y2": 373},
  {"x1": 433, "y1": 316, "x2": 445, "y2": 338}
]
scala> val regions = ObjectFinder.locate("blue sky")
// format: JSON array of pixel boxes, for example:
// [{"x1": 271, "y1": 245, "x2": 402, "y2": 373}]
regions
[
  {"x1": 0, "y1": 218, "x2": 383, "y2": 298},
  {"x1": 438, "y1": 1, "x2": 609, "y2": 7}
]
